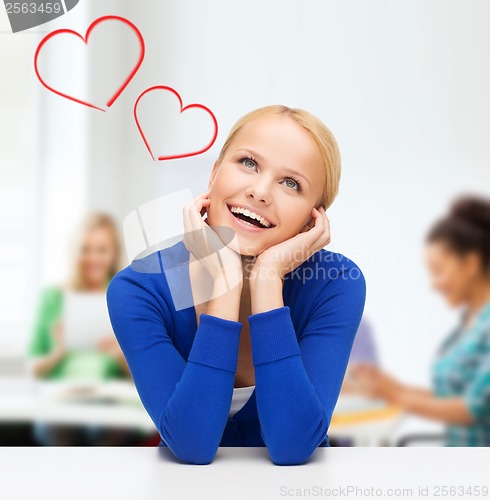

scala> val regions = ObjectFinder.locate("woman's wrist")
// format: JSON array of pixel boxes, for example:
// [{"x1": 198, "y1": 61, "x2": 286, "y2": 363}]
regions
[
  {"x1": 205, "y1": 282, "x2": 242, "y2": 322},
  {"x1": 249, "y1": 273, "x2": 284, "y2": 315}
]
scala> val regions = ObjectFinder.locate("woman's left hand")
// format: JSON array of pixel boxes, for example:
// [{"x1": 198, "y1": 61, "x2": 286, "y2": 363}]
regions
[
  {"x1": 250, "y1": 205, "x2": 330, "y2": 281},
  {"x1": 348, "y1": 363, "x2": 404, "y2": 405},
  {"x1": 96, "y1": 335, "x2": 123, "y2": 360}
]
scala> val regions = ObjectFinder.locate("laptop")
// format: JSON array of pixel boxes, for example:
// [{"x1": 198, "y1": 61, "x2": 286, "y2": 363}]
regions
[{"x1": 62, "y1": 291, "x2": 114, "y2": 351}]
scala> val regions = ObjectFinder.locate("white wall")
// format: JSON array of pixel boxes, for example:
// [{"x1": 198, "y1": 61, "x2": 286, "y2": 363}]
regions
[
  {"x1": 5, "y1": 1, "x2": 490, "y2": 384},
  {"x1": 81, "y1": 0, "x2": 490, "y2": 387},
  {"x1": 0, "y1": 30, "x2": 33, "y2": 350}
]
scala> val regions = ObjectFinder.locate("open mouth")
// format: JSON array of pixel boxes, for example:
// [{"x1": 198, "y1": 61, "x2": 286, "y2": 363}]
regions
[{"x1": 226, "y1": 204, "x2": 275, "y2": 229}]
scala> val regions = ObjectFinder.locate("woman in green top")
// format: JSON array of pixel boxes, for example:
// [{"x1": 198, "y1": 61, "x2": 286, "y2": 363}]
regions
[
  {"x1": 347, "y1": 195, "x2": 490, "y2": 446},
  {"x1": 28, "y1": 212, "x2": 140, "y2": 445}
]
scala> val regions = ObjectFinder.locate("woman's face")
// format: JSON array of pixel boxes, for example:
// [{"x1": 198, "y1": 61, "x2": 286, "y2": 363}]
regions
[
  {"x1": 206, "y1": 114, "x2": 326, "y2": 256},
  {"x1": 425, "y1": 240, "x2": 482, "y2": 307},
  {"x1": 78, "y1": 227, "x2": 117, "y2": 287}
]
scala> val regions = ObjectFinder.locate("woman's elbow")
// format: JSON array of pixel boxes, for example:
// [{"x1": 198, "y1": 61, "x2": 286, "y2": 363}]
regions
[
  {"x1": 159, "y1": 423, "x2": 218, "y2": 465},
  {"x1": 268, "y1": 442, "x2": 318, "y2": 466},
  {"x1": 266, "y1": 423, "x2": 329, "y2": 465},
  {"x1": 266, "y1": 432, "x2": 326, "y2": 465},
  {"x1": 173, "y1": 445, "x2": 218, "y2": 465}
]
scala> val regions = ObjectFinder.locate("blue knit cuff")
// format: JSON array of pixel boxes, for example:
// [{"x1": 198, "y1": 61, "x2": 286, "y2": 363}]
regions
[
  {"x1": 248, "y1": 306, "x2": 301, "y2": 366},
  {"x1": 187, "y1": 313, "x2": 242, "y2": 372}
]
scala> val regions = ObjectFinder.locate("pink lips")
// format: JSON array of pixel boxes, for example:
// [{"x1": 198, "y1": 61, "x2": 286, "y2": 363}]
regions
[{"x1": 226, "y1": 204, "x2": 273, "y2": 233}]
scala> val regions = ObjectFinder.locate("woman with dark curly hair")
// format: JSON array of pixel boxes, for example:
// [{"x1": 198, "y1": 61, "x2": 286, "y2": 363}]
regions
[{"x1": 350, "y1": 194, "x2": 490, "y2": 446}]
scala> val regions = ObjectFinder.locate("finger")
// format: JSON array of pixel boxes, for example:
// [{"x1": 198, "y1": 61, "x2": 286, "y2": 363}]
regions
[
  {"x1": 300, "y1": 204, "x2": 324, "y2": 233},
  {"x1": 200, "y1": 203, "x2": 209, "y2": 218},
  {"x1": 302, "y1": 207, "x2": 326, "y2": 251},
  {"x1": 185, "y1": 194, "x2": 220, "y2": 256},
  {"x1": 292, "y1": 228, "x2": 322, "y2": 265},
  {"x1": 311, "y1": 206, "x2": 330, "y2": 248},
  {"x1": 183, "y1": 196, "x2": 209, "y2": 258},
  {"x1": 300, "y1": 208, "x2": 316, "y2": 233},
  {"x1": 321, "y1": 208, "x2": 331, "y2": 246},
  {"x1": 287, "y1": 218, "x2": 324, "y2": 269},
  {"x1": 184, "y1": 193, "x2": 210, "y2": 234}
]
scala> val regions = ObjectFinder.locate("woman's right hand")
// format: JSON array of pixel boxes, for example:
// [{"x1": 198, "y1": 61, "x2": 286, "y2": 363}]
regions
[
  {"x1": 183, "y1": 190, "x2": 243, "y2": 294},
  {"x1": 52, "y1": 320, "x2": 66, "y2": 355}
]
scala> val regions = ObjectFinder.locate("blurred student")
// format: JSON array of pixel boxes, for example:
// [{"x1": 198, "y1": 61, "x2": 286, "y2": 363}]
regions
[
  {"x1": 27, "y1": 212, "x2": 140, "y2": 446},
  {"x1": 349, "y1": 195, "x2": 490, "y2": 446}
]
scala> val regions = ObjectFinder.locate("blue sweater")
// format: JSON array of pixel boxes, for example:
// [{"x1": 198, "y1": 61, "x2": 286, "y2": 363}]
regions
[{"x1": 106, "y1": 240, "x2": 366, "y2": 465}]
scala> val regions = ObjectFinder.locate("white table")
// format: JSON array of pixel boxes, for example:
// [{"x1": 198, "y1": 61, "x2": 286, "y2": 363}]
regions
[{"x1": 0, "y1": 447, "x2": 489, "y2": 500}]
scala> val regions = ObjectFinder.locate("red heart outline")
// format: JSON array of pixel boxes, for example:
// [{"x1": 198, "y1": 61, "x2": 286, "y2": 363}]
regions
[
  {"x1": 34, "y1": 15, "x2": 145, "y2": 112},
  {"x1": 134, "y1": 85, "x2": 219, "y2": 161}
]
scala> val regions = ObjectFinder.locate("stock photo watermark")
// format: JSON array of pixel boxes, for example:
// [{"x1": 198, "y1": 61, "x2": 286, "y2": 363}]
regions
[
  {"x1": 2, "y1": 0, "x2": 79, "y2": 33},
  {"x1": 278, "y1": 483, "x2": 489, "y2": 497}
]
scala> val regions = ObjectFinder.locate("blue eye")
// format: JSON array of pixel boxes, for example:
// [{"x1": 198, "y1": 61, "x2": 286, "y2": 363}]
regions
[
  {"x1": 238, "y1": 156, "x2": 303, "y2": 192},
  {"x1": 240, "y1": 157, "x2": 257, "y2": 169},
  {"x1": 284, "y1": 178, "x2": 300, "y2": 190}
]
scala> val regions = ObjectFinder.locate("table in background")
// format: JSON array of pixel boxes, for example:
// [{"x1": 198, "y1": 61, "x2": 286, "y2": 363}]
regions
[{"x1": 0, "y1": 380, "x2": 403, "y2": 446}]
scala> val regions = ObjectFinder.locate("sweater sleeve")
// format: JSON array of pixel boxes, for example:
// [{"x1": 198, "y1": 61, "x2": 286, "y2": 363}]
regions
[
  {"x1": 106, "y1": 268, "x2": 242, "y2": 465},
  {"x1": 26, "y1": 286, "x2": 63, "y2": 357},
  {"x1": 248, "y1": 261, "x2": 366, "y2": 465}
]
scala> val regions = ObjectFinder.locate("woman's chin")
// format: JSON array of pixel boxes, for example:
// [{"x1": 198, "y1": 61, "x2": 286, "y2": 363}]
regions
[
  {"x1": 227, "y1": 237, "x2": 258, "y2": 257},
  {"x1": 207, "y1": 216, "x2": 265, "y2": 257}
]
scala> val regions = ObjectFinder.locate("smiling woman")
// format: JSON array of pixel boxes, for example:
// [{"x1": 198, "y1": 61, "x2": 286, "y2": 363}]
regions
[
  {"x1": 106, "y1": 104, "x2": 366, "y2": 465},
  {"x1": 205, "y1": 106, "x2": 341, "y2": 259}
]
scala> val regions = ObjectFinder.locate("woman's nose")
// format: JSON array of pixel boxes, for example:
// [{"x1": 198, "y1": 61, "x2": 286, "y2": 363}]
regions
[{"x1": 245, "y1": 179, "x2": 273, "y2": 204}]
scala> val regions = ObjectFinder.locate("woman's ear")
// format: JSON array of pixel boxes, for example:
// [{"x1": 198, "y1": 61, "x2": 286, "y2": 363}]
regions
[{"x1": 208, "y1": 159, "x2": 221, "y2": 191}]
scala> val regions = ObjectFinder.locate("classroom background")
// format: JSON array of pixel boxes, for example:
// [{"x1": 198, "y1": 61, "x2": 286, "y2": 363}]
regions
[{"x1": 1, "y1": 0, "x2": 489, "y2": 446}]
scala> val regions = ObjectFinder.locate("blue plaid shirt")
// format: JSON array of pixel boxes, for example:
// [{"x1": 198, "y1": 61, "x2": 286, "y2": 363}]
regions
[{"x1": 431, "y1": 301, "x2": 490, "y2": 446}]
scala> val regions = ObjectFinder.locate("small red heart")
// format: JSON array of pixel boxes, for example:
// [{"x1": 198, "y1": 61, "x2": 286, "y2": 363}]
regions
[
  {"x1": 34, "y1": 15, "x2": 145, "y2": 112},
  {"x1": 133, "y1": 85, "x2": 218, "y2": 161}
]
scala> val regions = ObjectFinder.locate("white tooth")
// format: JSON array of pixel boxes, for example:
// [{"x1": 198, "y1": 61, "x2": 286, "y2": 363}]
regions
[{"x1": 230, "y1": 206, "x2": 272, "y2": 227}]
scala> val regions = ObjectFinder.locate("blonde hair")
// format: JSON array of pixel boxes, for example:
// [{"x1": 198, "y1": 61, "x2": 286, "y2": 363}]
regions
[
  {"x1": 216, "y1": 104, "x2": 341, "y2": 210},
  {"x1": 65, "y1": 212, "x2": 125, "y2": 291}
]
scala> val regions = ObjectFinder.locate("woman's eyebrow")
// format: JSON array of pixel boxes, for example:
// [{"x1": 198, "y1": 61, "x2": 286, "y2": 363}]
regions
[{"x1": 233, "y1": 148, "x2": 311, "y2": 187}]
